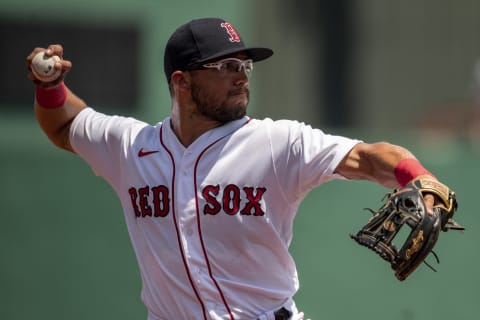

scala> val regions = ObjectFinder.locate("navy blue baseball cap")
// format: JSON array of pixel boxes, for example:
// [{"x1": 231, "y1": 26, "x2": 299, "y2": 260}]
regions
[{"x1": 164, "y1": 18, "x2": 273, "y2": 82}]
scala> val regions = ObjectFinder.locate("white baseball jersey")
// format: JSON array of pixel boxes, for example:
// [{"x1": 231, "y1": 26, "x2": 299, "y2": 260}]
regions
[{"x1": 70, "y1": 107, "x2": 360, "y2": 320}]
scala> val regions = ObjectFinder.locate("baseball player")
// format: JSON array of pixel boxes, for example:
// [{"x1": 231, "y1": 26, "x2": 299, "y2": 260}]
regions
[{"x1": 27, "y1": 18, "x2": 446, "y2": 320}]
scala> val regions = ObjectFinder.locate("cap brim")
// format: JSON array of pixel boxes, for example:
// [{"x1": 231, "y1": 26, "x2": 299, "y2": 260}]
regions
[
  {"x1": 245, "y1": 47, "x2": 274, "y2": 62},
  {"x1": 195, "y1": 47, "x2": 274, "y2": 64}
]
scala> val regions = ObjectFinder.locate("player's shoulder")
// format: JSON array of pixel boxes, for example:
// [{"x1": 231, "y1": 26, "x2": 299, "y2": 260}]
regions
[
  {"x1": 247, "y1": 117, "x2": 313, "y2": 136},
  {"x1": 73, "y1": 107, "x2": 161, "y2": 140},
  {"x1": 76, "y1": 107, "x2": 150, "y2": 127},
  {"x1": 247, "y1": 117, "x2": 304, "y2": 128}
]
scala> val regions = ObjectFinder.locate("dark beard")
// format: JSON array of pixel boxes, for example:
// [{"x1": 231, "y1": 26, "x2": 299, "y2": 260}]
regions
[{"x1": 191, "y1": 83, "x2": 248, "y2": 123}]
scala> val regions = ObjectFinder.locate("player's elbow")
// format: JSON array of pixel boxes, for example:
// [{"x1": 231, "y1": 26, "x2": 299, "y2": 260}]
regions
[
  {"x1": 35, "y1": 111, "x2": 75, "y2": 153},
  {"x1": 47, "y1": 121, "x2": 76, "y2": 153}
]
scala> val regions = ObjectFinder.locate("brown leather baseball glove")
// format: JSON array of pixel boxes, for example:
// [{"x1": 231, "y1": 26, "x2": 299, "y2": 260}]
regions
[{"x1": 350, "y1": 177, "x2": 464, "y2": 281}]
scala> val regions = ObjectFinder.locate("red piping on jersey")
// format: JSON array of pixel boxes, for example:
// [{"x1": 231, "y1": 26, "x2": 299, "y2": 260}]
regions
[
  {"x1": 159, "y1": 124, "x2": 208, "y2": 320},
  {"x1": 194, "y1": 138, "x2": 235, "y2": 320},
  {"x1": 193, "y1": 118, "x2": 251, "y2": 320}
]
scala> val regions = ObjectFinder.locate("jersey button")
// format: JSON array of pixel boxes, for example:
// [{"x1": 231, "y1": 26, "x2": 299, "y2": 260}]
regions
[{"x1": 187, "y1": 229, "x2": 193, "y2": 236}]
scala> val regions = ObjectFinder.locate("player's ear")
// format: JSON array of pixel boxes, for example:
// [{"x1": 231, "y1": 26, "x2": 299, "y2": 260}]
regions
[{"x1": 171, "y1": 71, "x2": 191, "y2": 90}]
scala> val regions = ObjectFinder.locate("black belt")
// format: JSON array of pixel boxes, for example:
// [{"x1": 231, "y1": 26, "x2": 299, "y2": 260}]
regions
[
  {"x1": 274, "y1": 307, "x2": 292, "y2": 320},
  {"x1": 256, "y1": 306, "x2": 292, "y2": 320}
]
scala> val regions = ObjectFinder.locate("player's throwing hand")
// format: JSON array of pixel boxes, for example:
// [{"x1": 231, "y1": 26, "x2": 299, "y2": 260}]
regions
[{"x1": 27, "y1": 44, "x2": 71, "y2": 87}]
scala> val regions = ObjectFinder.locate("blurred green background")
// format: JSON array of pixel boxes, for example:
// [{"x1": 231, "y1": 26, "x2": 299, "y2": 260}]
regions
[{"x1": 1, "y1": 0, "x2": 479, "y2": 319}]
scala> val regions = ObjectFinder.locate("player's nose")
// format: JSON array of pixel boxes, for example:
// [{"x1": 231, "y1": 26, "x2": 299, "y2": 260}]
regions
[{"x1": 234, "y1": 70, "x2": 249, "y2": 86}]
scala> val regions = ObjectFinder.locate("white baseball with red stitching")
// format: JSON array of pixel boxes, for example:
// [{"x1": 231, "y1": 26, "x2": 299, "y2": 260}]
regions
[{"x1": 31, "y1": 51, "x2": 61, "y2": 82}]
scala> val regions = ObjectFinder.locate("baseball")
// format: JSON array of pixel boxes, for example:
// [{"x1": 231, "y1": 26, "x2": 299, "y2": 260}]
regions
[{"x1": 31, "y1": 51, "x2": 62, "y2": 82}]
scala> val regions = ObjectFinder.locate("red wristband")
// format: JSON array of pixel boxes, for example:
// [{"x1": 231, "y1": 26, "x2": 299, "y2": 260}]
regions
[
  {"x1": 394, "y1": 158, "x2": 435, "y2": 187},
  {"x1": 35, "y1": 82, "x2": 67, "y2": 109}
]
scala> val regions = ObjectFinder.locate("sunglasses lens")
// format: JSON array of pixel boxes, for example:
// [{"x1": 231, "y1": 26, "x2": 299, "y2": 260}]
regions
[
  {"x1": 226, "y1": 60, "x2": 253, "y2": 73},
  {"x1": 223, "y1": 61, "x2": 240, "y2": 72},
  {"x1": 203, "y1": 59, "x2": 253, "y2": 75},
  {"x1": 243, "y1": 61, "x2": 253, "y2": 73}
]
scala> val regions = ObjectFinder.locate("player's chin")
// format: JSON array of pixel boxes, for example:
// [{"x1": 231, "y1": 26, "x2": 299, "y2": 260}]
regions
[
  {"x1": 217, "y1": 104, "x2": 247, "y2": 123},
  {"x1": 229, "y1": 94, "x2": 249, "y2": 108},
  {"x1": 233, "y1": 101, "x2": 248, "y2": 116},
  {"x1": 215, "y1": 108, "x2": 246, "y2": 123}
]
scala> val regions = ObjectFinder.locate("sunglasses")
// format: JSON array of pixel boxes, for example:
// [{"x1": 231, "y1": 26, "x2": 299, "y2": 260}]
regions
[{"x1": 202, "y1": 58, "x2": 254, "y2": 76}]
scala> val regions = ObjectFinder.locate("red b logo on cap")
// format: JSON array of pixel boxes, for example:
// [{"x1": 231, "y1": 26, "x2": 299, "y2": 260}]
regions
[{"x1": 221, "y1": 22, "x2": 241, "y2": 43}]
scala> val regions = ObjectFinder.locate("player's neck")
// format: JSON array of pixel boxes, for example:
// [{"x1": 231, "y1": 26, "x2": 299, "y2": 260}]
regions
[{"x1": 170, "y1": 103, "x2": 222, "y2": 147}]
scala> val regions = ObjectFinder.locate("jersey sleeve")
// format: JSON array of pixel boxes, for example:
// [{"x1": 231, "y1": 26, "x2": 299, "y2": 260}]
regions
[
  {"x1": 69, "y1": 108, "x2": 148, "y2": 186},
  {"x1": 269, "y1": 119, "x2": 361, "y2": 200}
]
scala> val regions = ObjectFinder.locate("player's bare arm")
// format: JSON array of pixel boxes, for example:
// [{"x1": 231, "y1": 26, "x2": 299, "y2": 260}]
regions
[
  {"x1": 335, "y1": 141, "x2": 437, "y2": 211},
  {"x1": 335, "y1": 142, "x2": 416, "y2": 188},
  {"x1": 27, "y1": 44, "x2": 86, "y2": 152}
]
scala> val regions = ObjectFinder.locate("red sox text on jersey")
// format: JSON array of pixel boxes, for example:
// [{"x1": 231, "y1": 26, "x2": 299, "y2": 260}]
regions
[{"x1": 128, "y1": 184, "x2": 267, "y2": 218}]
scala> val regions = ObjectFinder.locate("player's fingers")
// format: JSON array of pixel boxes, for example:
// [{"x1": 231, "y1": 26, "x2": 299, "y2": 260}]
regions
[
  {"x1": 26, "y1": 45, "x2": 72, "y2": 86},
  {"x1": 423, "y1": 193, "x2": 435, "y2": 216},
  {"x1": 46, "y1": 44, "x2": 64, "y2": 58},
  {"x1": 59, "y1": 59, "x2": 72, "y2": 70},
  {"x1": 26, "y1": 48, "x2": 46, "y2": 82},
  {"x1": 56, "y1": 60, "x2": 72, "y2": 81},
  {"x1": 26, "y1": 44, "x2": 64, "y2": 66},
  {"x1": 26, "y1": 47, "x2": 47, "y2": 64},
  {"x1": 27, "y1": 73, "x2": 38, "y2": 81},
  {"x1": 45, "y1": 44, "x2": 71, "y2": 73}
]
